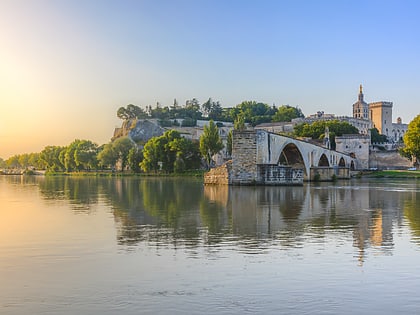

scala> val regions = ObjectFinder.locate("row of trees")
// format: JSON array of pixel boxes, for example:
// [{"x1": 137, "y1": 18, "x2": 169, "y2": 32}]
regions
[
  {"x1": 117, "y1": 99, "x2": 304, "y2": 127},
  {"x1": 1, "y1": 121, "x2": 225, "y2": 174},
  {"x1": 293, "y1": 120, "x2": 359, "y2": 150}
]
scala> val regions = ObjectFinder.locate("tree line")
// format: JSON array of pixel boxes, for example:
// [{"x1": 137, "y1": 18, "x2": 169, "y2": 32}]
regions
[
  {"x1": 117, "y1": 99, "x2": 304, "y2": 127},
  {"x1": 1, "y1": 121, "x2": 225, "y2": 174}
]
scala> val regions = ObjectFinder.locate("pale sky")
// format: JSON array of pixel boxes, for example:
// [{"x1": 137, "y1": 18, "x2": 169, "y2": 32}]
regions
[{"x1": 1, "y1": 0, "x2": 420, "y2": 158}]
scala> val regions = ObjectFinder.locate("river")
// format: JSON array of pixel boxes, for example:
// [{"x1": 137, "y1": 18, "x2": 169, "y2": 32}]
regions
[{"x1": 1, "y1": 175, "x2": 420, "y2": 314}]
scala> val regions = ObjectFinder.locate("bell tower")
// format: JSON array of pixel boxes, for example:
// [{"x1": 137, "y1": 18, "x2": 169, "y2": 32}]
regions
[{"x1": 353, "y1": 84, "x2": 369, "y2": 120}]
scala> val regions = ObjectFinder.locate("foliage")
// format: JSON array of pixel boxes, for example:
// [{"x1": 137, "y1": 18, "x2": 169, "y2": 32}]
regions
[
  {"x1": 40, "y1": 146, "x2": 66, "y2": 171},
  {"x1": 97, "y1": 137, "x2": 135, "y2": 171},
  {"x1": 370, "y1": 128, "x2": 387, "y2": 143},
  {"x1": 116, "y1": 98, "x2": 305, "y2": 127},
  {"x1": 117, "y1": 104, "x2": 148, "y2": 120},
  {"x1": 97, "y1": 143, "x2": 118, "y2": 169},
  {"x1": 74, "y1": 140, "x2": 99, "y2": 170},
  {"x1": 141, "y1": 130, "x2": 200, "y2": 173},
  {"x1": 227, "y1": 130, "x2": 233, "y2": 157},
  {"x1": 201, "y1": 98, "x2": 223, "y2": 120},
  {"x1": 231, "y1": 101, "x2": 276, "y2": 126},
  {"x1": 3, "y1": 153, "x2": 42, "y2": 169},
  {"x1": 402, "y1": 114, "x2": 420, "y2": 165},
  {"x1": 181, "y1": 117, "x2": 197, "y2": 127},
  {"x1": 273, "y1": 105, "x2": 304, "y2": 122},
  {"x1": 294, "y1": 120, "x2": 359, "y2": 150},
  {"x1": 127, "y1": 147, "x2": 143, "y2": 173},
  {"x1": 234, "y1": 114, "x2": 245, "y2": 131},
  {"x1": 113, "y1": 137, "x2": 135, "y2": 170},
  {"x1": 199, "y1": 120, "x2": 224, "y2": 167}
]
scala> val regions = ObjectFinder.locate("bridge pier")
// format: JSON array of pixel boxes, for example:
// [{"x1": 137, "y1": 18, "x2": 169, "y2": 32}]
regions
[{"x1": 205, "y1": 130, "x2": 355, "y2": 185}]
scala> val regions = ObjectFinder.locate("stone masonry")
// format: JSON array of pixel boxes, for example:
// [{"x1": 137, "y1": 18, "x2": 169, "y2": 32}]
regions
[{"x1": 230, "y1": 130, "x2": 258, "y2": 184}]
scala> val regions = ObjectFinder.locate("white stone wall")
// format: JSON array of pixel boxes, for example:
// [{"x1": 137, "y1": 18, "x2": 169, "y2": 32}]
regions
[{"x1": 335, "y1": 135, "x2": 370, "y2": 170}]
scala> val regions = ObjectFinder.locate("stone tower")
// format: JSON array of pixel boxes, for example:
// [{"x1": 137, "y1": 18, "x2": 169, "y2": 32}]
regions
[
  {"x1": 369, "y1": 101, "x2": 393, "y2": 138},
  {"x1": 353, "y1": 84, "x2": 369, "y2": 119}
]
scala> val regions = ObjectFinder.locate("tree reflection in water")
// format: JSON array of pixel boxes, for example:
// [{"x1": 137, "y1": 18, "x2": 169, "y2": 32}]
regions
[{"x1": 23, "y1": 176, "x2": 420, "y2": 260}]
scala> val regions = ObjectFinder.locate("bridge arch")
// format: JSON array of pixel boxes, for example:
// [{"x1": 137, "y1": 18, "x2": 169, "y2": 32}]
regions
[
  {"x1": 278, "y1": 143, "x2": 306, "y2": 173},
  {"x1": 339, "y1": 157, "x2": 346, "y2": 167},
  {"x1": 318, "y1": 154, "x2": 330, "y2": 167}
]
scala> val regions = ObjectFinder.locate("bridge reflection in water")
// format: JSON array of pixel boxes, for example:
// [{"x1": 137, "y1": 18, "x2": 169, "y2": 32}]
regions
[
  {"x1": 203, "y1": 182, "x2": 411, "y2": 264},
  {"x1": 12, "y1": 175, "x2": 418, "y2": 265}
]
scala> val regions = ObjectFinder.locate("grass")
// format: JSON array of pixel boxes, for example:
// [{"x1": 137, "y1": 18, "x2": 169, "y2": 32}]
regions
[
  {"x1": 44, "y1": 170, "x2": 206, "y2": 177},
  {"x1": 364, "y1": 170, "x2": 420, "y2": 178}
]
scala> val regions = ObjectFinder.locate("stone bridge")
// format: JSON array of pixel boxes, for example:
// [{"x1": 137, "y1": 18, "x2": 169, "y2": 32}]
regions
[{"x1": 227, "y1": 130, "x2": 356, "y2": 185}]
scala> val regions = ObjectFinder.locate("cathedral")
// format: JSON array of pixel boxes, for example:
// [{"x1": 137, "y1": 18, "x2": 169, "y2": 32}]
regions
[{"x1": 352, "y1": 85, "x2": 407, "y2": 142}]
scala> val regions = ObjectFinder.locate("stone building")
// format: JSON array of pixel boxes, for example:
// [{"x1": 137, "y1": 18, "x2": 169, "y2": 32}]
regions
[
  {"x1": 353, "y1": 84, "x2": 369, "y2": 119},
  {"x1": 368, "y1": 101, "x2": 393, "y2": 139},
  {"x1": 335, "y1": 134, "x2": 370, "y2": 170},
  {"x1": 351, "y1": 85, "x2": 408, "y2": 142}
]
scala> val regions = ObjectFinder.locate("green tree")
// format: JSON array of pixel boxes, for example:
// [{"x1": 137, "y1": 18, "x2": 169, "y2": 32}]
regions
[
  {"x1": 6, "y1": 155, "x2": 20, "y2": 168},
  {"x1": 113, "y1": 137, "x2": 135, "y2": 171},
  {"x1": 0, "y1": 157, "x2": 6, "y2": 168},
  {"x1": 141, "y1": 136, "x2": 163, "y2": 172},
  {"x1": 141, "y1": 130, "x2": 200, "y2": 173},
  {"x1": 370, "y1": 128, "x2": 387, "y2": 143},
  {"x1": 64, "y1": 140, "x2": 81, "y2": 171},
  {"x1": 40, "y1": 146, "x2": 66, "y2": 171},
  {"x1": 199, "y1": 120, "x2": 224, "y2": 168},
  {"x1": 74, "y1": 140, "x2": 99, "y2": 170},
  {"x1": 294, "y1": 120, "x2": 359, "y2": 150},
  {"x1": 97, "y1": 137, "x2": 134, "y2": 171},
  {"x1": 273, "y1": 105, "x2": 304, "y2": 122},
  {"x1": 402, "y1": 115, "x2": 420, "y2": 166},
  {"x1": 233, "y1": 101, "x2": 276, "y2": 126},
  {"x1": 117, "y1": 104, "x2": 147, "y2": 120},
  {"x1": 97, "y1": 143, "x2": 118, "y2": 169},
  {"x1": 127, "y1": 147, "x2": 143, "y2": 173},
  {"x1": 201, "y1": 98, "x2": 223, "y2": 120},
  {"x1": 227, "y1": 130, "x2": 233, "y2": 157},
  {"x1": 234, "y1": 114, "x2": 245, "y2": 131}
]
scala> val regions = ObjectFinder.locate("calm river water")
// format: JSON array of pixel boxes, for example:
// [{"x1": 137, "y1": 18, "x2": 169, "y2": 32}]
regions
[{"x1": 1, "y1": 175, "x2": 420, "y2": 314}]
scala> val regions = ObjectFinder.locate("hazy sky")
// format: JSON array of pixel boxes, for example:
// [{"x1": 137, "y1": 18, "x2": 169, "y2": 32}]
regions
[{"x1": 1, "y1": 0, "x2": 420, "y2": 158}]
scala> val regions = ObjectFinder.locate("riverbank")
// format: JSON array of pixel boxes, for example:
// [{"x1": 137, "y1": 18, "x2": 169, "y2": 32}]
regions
[
  {"x1": 0, "y1": 168, "x2": 205, "y2": 177},
  {"x1": 362, "y1": 169, "x2": 420, "y2": 179}
]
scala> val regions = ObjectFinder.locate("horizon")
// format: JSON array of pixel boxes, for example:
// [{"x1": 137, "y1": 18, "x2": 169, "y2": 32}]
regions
[{"x1": 1, "y1": 0, "x2": 420, "y2": 159}]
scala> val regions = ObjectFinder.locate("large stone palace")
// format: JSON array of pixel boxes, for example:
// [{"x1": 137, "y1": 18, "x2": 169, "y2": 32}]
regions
[
  {"x1": 352, "y1": 84, "x2": 408, "y2": 142},
  {"x1": 286, "y1": 85, "x2": 408, "y2": 142}
]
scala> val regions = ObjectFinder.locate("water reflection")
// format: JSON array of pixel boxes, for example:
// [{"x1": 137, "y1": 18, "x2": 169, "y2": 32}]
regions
[{"x1": 4, "y1": 176, "x2": 420, "y2": 261}]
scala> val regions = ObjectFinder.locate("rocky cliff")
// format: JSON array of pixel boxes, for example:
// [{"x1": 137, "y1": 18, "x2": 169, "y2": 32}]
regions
[{"x1": 113, "y1": 119, "x2": 165, "y2": 144}]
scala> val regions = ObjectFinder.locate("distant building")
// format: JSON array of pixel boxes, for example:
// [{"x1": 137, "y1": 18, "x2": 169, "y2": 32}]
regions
[
  {"x1": 351, "y1": 85, "x2": 408, "y2": 142},
  {"x1": 336, "y1": 134, "x2": 370, "y2": 170},
  {"x1": 369, "y1": 101, "x2": 393, "y2": 138},
  {"x1": 353, "y1": 84, "x2": 369, "y2": 120}
]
